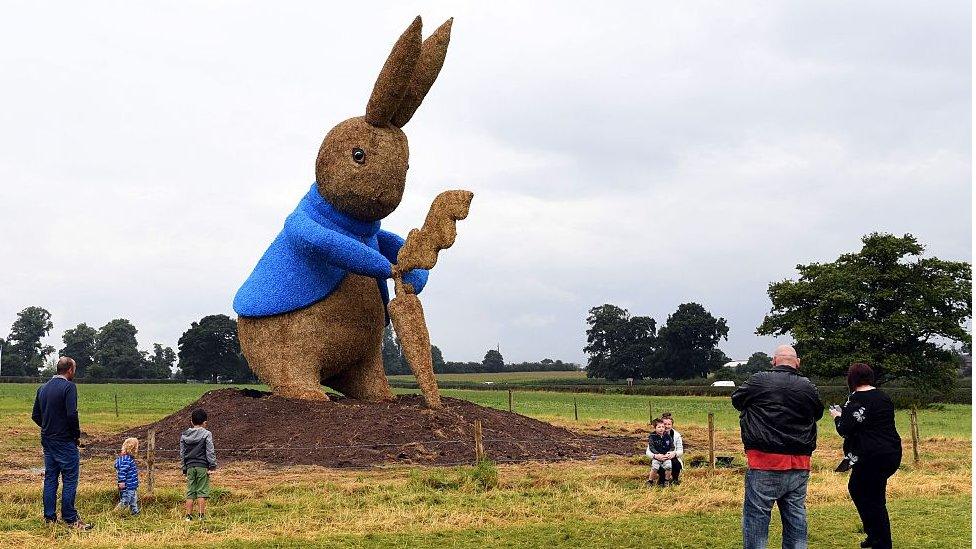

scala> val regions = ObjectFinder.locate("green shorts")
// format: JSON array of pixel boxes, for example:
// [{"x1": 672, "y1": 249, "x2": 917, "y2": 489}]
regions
[{"x1": 185, "y1": 467, "x2": 211, "y2": 499}]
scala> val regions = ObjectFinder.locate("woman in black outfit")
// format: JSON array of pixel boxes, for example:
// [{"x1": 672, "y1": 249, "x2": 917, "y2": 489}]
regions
[{"x1": 829, "y1": 363, "x2": 902, "y2": 549}]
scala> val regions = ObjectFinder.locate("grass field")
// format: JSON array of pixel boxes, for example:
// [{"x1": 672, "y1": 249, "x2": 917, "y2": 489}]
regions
[
  {"x1": 397, "y1": 387, "x2": 973, "y2": 439},
  {"x1": 0, "y1": 383, "x2": 971, "y2": 548}
]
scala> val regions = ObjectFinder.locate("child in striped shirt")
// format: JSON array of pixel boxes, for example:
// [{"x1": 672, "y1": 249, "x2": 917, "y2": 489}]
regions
[{"x1": 114, "y1": 437, "x2": 140, "y2": 515}]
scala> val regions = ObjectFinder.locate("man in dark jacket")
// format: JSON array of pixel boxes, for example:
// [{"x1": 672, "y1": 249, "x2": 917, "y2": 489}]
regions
[
  {"x1": 732, "y1": 345, "x2": 823, "y2": 549},
  {"x1": 32, "y1": 357, "x2": 91, "y2": 529}
]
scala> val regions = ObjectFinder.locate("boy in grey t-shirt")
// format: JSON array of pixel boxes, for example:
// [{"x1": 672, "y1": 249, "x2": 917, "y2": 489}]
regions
[{"x1": 179, "y1": 408, "x2": 216, "y2": 521}]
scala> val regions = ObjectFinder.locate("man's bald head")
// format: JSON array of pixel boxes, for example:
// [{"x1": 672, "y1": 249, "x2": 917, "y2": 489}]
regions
[
  {"x1": 56, "y1": 356, "x2": 77, "y2": 380},
  {"x1": 772, "y1": 345, "x2": 800, "y2": 369}
]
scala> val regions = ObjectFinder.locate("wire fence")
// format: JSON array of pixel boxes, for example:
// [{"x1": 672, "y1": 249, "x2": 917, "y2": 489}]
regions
[
  {"x1": 77, "y1": 410, "x2": 745, "y2": 471},
  {"x1": 80, "y1": 391, "x2": 917, "y2": 474},
  {"x1": 78, "y1": 436, "x2": 646, "y2": 476},
  {"x1": 77, "y1": 438, "x2": 725, "y2": 456},
  {"x1": 76, "y1": 433, "x2": 734, "y2": 480},
  {"x1": 81, "y1": 436, "x2": 637, "y2": 456}
]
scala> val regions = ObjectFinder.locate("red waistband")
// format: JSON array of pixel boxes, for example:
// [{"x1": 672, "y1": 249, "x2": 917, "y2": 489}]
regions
[{"x1": 746, "y1": 450, "x2": 811, "y2": 470}]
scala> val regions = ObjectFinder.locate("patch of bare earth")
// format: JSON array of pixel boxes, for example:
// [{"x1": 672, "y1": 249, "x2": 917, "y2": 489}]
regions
[{"x1": 88, "y1": 389, "x2": 639, "y2": 467}]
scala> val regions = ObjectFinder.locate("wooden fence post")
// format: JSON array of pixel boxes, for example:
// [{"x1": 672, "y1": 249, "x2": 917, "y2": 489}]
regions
[
  {"x1": 114, "y1": 394, "x2": 119, "y2": 417},
  {"x1": 508, "y1": 390, "x2": 513, "y2": 413},
  {"x1": 910, "y1": 406, "x2": 920, "y2": 464},
  {"x1": 146, "y1": 429, "x2": 156, "y2": 498},
  {"x1": 473, "y1": 420, "x2": 485, "y2": 463},
  {"x1": 573, "y1": 396, "x2": 578, "y2": 421},
  {"x1": 708, "y1": 412, "x2": 715, "y2": 470},
  {"x1": 648, "y1": 402, "x2": 652, "y2": 424}
]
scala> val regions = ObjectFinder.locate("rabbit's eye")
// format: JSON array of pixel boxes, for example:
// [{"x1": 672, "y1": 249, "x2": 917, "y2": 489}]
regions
[{"x1": 352, "y1": 148, "x2": 366, "y2": 164}]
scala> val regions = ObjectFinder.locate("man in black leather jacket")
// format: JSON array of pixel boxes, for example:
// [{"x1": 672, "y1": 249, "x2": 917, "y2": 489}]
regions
[{"x1": 732, "y1": 345, "x2": 824, "y2": 549}]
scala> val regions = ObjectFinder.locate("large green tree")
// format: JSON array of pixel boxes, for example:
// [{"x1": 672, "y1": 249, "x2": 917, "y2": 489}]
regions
[
  {"x1": 738, "y1": 351, "x2": 772, "y2": 375},
  {"x1": 650, "y1": 303, "x2": 729, "y2": 379},
  {"x1": 2, "y1": 306, "x2": 56, "y2": 376},
  {"x1": 482, "y1": 349, "x2": 505, "y2": 373},
  {"x1": 431, "y1": 345, "x2": 446, "y2": 374},
  {"x1": 178, "y1": 315, "x2": 252, "y2": 382},
  {"x1": 145, "y1": 343, "x2": 177, "y2": 379},
  {"x1": 583, "y1": 304, "x2": 657, "y2": 380},
  {"x1": 61, "y1": 323, "x2": 97, "y2": 378},
  {"x1": 381, "y1": 326, "x2": 408, "y2": 375},
  {"x1": 383, "y1": 327, "x2": 448, "y2": 376},
  {"x1": 93, "y1": 319, "x2": 144, "y2": 378},
  {"x1": 757, "y1": 233, "x2": 972, "y2": 389}
]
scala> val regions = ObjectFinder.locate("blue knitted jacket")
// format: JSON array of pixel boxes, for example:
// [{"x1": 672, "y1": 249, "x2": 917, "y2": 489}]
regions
[
  {"x1": 234, "y1": 184, "x2": 428, "y2": 317},
  {"x1": 115, "y1": 454, "x2": 139, "y2": 490}
]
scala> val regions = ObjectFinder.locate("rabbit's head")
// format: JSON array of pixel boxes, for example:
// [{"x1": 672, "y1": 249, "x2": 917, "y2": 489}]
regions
[{"x1": 315, "y1": 16, "x2": 452, "y2": 222}]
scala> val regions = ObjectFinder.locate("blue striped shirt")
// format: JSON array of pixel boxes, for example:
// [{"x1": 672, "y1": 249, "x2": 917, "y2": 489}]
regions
[{"x1": 115, "y1": 454, "x2": 139, "y2": 490}]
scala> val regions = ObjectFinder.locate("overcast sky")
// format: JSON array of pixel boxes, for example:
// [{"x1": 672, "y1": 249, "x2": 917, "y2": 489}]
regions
[{"x1": 0, "y1": 1, "x2": 971, "y2": 366}]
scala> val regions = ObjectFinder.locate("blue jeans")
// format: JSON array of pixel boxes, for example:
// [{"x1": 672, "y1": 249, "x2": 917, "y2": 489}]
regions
[
  {"x1": 119, "y1": 489, "x2": 140, "y2": 515},
  {"x1": 41, "y1": 439, "x2": 80, "y2": 523},
  {"x1": 743, "y1": 468, "x2": 809, "y2": 549}
]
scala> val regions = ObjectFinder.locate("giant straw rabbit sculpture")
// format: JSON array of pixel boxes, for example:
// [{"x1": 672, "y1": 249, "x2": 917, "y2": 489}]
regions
[{"x1": 234, "y1": 17, "x2": 470, "y2": 405}]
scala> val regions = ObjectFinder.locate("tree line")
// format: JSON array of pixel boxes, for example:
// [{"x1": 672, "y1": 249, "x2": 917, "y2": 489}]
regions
[
  {"x1": 381, "y1": 327, "x2": 578, "y2": 375},
  {"x1": 584, "y1": 302, "x2": 729, "y2": 381},
  {"x1": 6, "y1": 233, "x2": 967, "y2": 390},
  {"x1": 0, "y1": 309, "x2": 253, "y2": 382},
  {"x1": 584, "y1": 233, "x2": 972, "y2": 391},
  {"x1": 1, "y1": 308, "x2": 578, "y2": 382}
]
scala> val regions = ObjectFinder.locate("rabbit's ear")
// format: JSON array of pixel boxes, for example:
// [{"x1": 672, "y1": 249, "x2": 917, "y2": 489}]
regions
[
  {"x1": 390, "y1": 18, "x2": 453, "y2": 128},
  {"x1": 365, "y1": 16, "x2": 424, "y2": 127}
]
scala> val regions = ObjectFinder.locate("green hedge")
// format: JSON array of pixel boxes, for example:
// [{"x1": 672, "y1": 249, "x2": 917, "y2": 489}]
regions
[
  {"x1": 815, "y1": 386, "x2": 971, "y2": 408},
  {"x1": 0, "y1": 376, "x2": 180, "y2": 384},
  {"x1": 455, "y1": 375, "x2": 972, "y2": 389},
  {"x1": 388, "y1": 380, "x2": 970, "y2": 407}
]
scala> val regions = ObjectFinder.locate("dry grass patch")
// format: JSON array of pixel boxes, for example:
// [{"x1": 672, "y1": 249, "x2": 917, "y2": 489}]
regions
[{"x1": 2, "y1": 453, "x2": 968, "y2": 549}]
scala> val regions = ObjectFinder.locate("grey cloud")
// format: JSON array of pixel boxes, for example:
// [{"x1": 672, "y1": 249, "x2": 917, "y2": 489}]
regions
[{"x1": 0, "y1": 1, "x2": 969, "y2": 365}]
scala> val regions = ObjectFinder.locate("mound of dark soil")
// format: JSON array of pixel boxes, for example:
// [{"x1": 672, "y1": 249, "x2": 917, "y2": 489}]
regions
[{"x1": 91, "y1": 389, "x2": 638, "y2": 468}]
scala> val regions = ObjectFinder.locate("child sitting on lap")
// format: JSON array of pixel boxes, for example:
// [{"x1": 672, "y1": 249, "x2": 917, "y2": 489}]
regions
[{"x1": 646, "y1": 418, "x2": 674, "y2": 487}]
